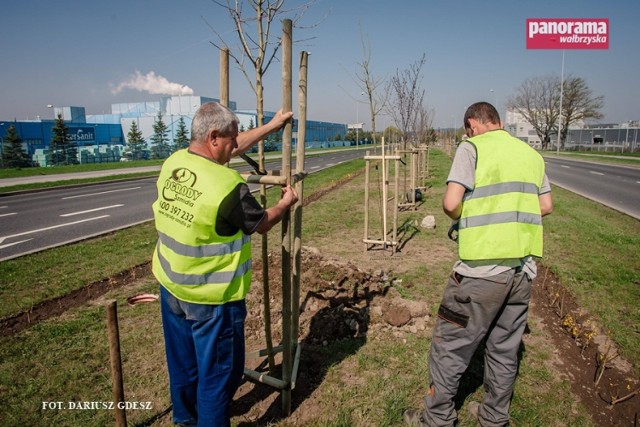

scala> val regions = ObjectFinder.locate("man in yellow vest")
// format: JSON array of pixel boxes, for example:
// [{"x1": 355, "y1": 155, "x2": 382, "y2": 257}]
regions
[
  {"x1": 405, "y1": 102, "x2": 553, "y2": 427},
  {"x1": 152, "y1": 102, "x2": 298, "y2": 426}
]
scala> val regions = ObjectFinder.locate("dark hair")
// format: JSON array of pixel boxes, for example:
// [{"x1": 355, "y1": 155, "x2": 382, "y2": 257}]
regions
[{"x1": 463, "y1": 102, "x2": 500, "y2": 130}]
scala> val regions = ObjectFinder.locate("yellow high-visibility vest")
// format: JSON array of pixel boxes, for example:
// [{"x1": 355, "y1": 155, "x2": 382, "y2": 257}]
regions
[
  {"x1": 458, "y1": 130, "x2": 545, "y2": 260},
  {"x1": 152, "y1": 149, "x2": 252, "y2": 304}
]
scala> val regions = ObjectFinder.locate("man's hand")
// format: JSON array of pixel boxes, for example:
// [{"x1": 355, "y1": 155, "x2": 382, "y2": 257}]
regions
[
  {"x1": 280, "y1": 185, "x2": 299, "y2": 208},
  {"x1": 255, "y1": 185, "x2": 299, "y2": 234},
  {"x1": 235, "y1": 109, "x2": 294, "y2": 156},
  {"x1": 269, "y1": 109, "x2": 294, "y2": 131}
]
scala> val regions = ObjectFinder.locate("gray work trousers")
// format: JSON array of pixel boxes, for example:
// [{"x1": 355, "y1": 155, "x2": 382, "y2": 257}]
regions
[{"x1": 423, "y1": 268, "x2": 531, "y2": 427}]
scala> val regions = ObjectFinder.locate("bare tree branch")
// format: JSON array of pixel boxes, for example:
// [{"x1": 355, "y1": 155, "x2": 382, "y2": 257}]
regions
[
  {"x1": 386, "y1": 54, "x2": 427, "y2": 149},
  {"x1": 560, "y1": 75, "x2": 605, "y2": 146},
  {"x1": 507, "y1": 75, "x2": 560, "y2": 150},
  {"x1": 350, "y1": 28, "x2": 389, "y2": 146},
  {"x1": 203, "y1": 0, "x2": 319, "y2": 117},
  {"x1": 507, "y1": 74, "x2": 604, "y2": 149}
]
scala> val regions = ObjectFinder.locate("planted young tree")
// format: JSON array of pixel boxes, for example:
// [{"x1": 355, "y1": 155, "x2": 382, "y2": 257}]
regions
[
  {"x1": 126, "y1": 121, "x2": 147, "y2": 160},
  {"x1": 207, "y1": 0, "x2": 317, "y2": 155},
  {"x1": 416, "y1": 106, "x2": 436, "y2": 145},
  {"x1": 386, "y1": 54, "x2": 427, "y2": 149},
  {"x1": 174, "y1": 116, "x2": 190, "y2": 150},
  {"x1": 2, "y1": 124, "x2": 31, "y2": 168},
  {"x1": 150, "y1": 113, "x2": 170, "y2": 159},
  {"x1": 353, "y1": 29, "x2": 388, "y2": 147}
]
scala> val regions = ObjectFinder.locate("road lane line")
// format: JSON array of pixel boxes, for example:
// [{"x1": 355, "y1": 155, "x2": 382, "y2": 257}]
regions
[
  {"x1": 0, "y1": 215, "x2": 110, "y2": 244},
  {"x1": 60, "y1": 204, "x2": 124, "y2": 217},
  {"x1": 0, "y1": 212, "x2": 17, "y2": 218},
  {"x1": 589, "y1": 171, "x2": 604, "y2": 176},
  {"x1": 62, "y1": 187, "x2": 141, "y2": 200},
  {"x1": 0, "y1": 238, "x2": 33, "y2": 250},
  {"x1": 561, "y1": 165, "x2": 571, "y2": 168}
]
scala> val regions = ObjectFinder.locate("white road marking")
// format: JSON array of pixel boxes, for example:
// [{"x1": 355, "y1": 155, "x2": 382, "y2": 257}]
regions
[
  {"x1": 0, "y1": 212, "x2": 17, "y2": 218},
  {"x1": 561, "y1": 165, "x2": 571, "y2": 168},
  {"x1": 310, "y1": 166, "x2": 320, "y2": 170},
  {"x1": 589, "y1": 171, "x2": 604, "y2": 176},
  {"x1": 0, "y1": 238, "x2": 33, "y2": 250},
  {"x1": 0, "y1": 205, "x2": 8, "y2": 209},
  {"x1": 62, "y1": 187, "x2": 141, "y2": 200},
  {"x1": 0, "y1": 215, "x2": 110, "y2": 245},
  {"x1": 60, "y1": 204, "x2": 124, "y2": 217}
]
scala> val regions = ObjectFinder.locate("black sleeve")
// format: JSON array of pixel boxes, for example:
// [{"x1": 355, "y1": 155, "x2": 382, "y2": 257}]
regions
[{"x1": 216, "y1": 183, "x2": 266, "y2": 236}]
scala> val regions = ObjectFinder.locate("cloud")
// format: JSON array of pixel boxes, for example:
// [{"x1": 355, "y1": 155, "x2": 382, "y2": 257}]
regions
[{"x1": 112, "y1": 70, "x2": 194, "y2": 96}]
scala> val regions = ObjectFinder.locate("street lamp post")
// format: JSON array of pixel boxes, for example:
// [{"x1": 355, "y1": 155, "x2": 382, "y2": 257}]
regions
[{"x1": 47, "y1": 104, "x2": 57, "y2": 120}]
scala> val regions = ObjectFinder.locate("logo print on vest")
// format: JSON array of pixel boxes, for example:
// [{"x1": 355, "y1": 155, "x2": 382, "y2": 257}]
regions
[{"x1": 162, "y1": 168, "x2": 203, "y2": 204}]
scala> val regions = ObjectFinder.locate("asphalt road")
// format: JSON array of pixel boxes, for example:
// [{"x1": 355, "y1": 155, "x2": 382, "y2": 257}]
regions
[
  {"x1": 0, "y1": 149, "x2": 365, "y2": 261},
  {"x1": 544, "y1": 156, "x2": 640, "y2": 220},
  {"x1": 2, "y1": 151, "x2": 638, "y2": 261}
]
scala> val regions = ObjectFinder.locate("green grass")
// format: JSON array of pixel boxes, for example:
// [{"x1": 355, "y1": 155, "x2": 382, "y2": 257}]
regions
[
  {"x1": 0, "y1": 171, "x2": 161, "y2": 194},
  {"x1": 0, "y1": 222, "x2": 158, "y2": 319},
  {"x1": 0, "y1": 148, "x2": 637, "y2": 426},
  {"x1": 0, "y1": 159, "x2": 164, "y2": 179},
  {"x1": 542, "y1": 185, "x2": 640, "y2": 368},
  {"x1": 0, "y1": 277, "x2": 170, "y2": 427}
]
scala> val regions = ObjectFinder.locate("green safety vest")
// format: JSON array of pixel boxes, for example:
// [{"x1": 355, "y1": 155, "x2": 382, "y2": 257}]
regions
[
  {"x1": 152, "y1": 149, "x2": 252, "y2": 304},
  {"x1": 458, "y1": 130, "x2": 545, "y2": 261}
]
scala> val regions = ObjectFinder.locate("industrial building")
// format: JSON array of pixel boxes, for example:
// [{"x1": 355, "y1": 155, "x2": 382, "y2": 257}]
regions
[
  {"x1": 0, "y1": 95, "x2": 348, "y2": 165},
  {"x1": 505, "y1": 109, "x2": 639, "y2": 152}
]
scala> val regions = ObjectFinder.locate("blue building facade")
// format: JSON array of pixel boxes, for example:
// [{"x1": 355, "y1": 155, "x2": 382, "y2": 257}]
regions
[
  {"x1": 1, "y1": 95, "x2": 348, "y2": 165},
  {"x1": 0, "y1": 119, "x2": 124, "y2": 166}
]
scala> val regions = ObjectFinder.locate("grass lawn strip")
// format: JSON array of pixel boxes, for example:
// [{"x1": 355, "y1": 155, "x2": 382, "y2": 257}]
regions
[{"x1": 0, "y1": 149, "x2": 637, "y2": 426}]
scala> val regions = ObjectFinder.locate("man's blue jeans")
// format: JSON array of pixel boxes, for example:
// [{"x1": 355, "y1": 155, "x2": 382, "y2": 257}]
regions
[{"x1": 160, "y1": 286, "x2": 247, "y2": 427}]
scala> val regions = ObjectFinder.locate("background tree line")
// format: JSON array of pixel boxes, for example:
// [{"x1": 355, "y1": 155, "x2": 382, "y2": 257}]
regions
[
  {"x1": 507, "y1": 74, "x2": 604, "y2": 150},
  {"x1": 123, "y1": 114, "x2": 190, "y2": 161}
]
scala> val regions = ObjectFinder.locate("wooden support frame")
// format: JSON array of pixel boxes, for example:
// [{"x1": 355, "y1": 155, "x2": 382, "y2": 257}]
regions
[
  {"x1": 362, "y1": 137, "x2": 400, "y2": 254},
  {"x1": 239, "y1": 171, "x2": 307, "y2": 186},
  {"x1": 237, "y1": 20, "x2": 308, "y2": 416},
  {"x1": 396, "y1": 148, "x2": 420, "y2": 211},
  {"x1": 416, "y1": 144, "x2": 430, "y2": 188}
]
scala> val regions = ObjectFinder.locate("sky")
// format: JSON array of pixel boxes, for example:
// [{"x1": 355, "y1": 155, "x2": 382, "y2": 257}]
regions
[{"x1": 1, "y1": 0, "x2": 638, "y2": 130}]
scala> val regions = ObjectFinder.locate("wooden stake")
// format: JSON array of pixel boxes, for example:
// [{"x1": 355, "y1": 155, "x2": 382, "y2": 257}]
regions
[
  {"x1": 106, "y1": 300, "x2": 127, "y2": 427},
  {"x1": 280, "y1": 18, "x2": 293, "y2": 416},
  {"x1": 292, "y1": 51, "x2": 308, "y2": 352},
  {"x1": 381, "y1": 137, "x2": 388, "y2": 244},
  {"x1": 363, "y1": 151, "x2": 370, "y2": 252},
  {"x1": 219, "y1": 48, "x2": 229, "y2": 107}
]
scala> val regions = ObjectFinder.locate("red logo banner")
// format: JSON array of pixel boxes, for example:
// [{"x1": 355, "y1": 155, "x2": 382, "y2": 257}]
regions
[{"x1": 526, "y1": 18, "x2": 609, "y2": 49}]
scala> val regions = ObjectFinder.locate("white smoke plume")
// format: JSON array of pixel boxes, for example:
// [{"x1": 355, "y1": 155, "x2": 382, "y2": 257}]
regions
[{"x1": 112, "y1": 70, "x2": 194, "y2": 96}]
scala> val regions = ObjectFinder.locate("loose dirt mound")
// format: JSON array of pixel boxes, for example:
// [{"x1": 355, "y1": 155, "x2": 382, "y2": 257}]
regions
[
  {"x1": 230, "y1": 247, "x2": 639, "y2": 426},
  {"x1": 230, "y1": 247, "x2": 432, "y2": 425}
]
